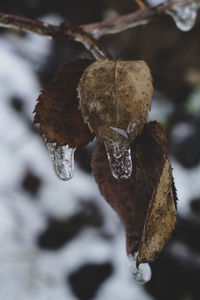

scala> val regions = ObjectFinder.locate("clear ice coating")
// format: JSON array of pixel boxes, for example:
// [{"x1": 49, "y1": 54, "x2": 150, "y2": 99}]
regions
[
  {"x1": 104, "y1": 127, "x2": 132, "y2": 180},
  {"x1": 74, "y1": 36, "x2": 107, "y2": 60},
  {"x1": 166, "y1": 2, "x2": 200, "y2": 31},
  {"x1": 47, "y1": 143, "x2": 75, "y2": 181},
  {"x1": 127, "y1": 253, "x2": 152, "y2": 284},
  {"x1": 106, "y1": 144, "x2": 132, "y2": 180}
]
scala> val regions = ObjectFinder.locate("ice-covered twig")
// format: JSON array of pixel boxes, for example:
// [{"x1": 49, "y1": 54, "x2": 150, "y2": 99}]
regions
[
  {"x1": 83, "y1": 0, "x2": 200, "y2": 38},
  {"x1": 0, "y1": 14, "x2": 110, "y2": 59},
  {"x1": 0, "y1": 0, "x2": 199, "y2": 55},
  {"x1": 0, "y1": 13, "x2": 58, "y2": 37}
]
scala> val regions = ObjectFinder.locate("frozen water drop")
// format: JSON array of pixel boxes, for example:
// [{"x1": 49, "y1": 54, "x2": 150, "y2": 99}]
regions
[
  {"x1": 127, "y1": 120, "x2": 141, "y2": 139},
  {"x1": 110, "y1": 127, "x2": 128, "y2": 138},
  {"x1": 47, "y1": 143, "x2": 75, "y2": 181},
  {"x1": 166, "y1": 2, "x2": 200, "y2": 31},
  {"x1": 102, "y1": 126, "x2": 133, "y2": 179},
  {"x1": 128, "y1": 253, "x2": 152, "y2": 284},
  {"x1": 104, "y1": 139, "x2": 132, "y2": 180}
]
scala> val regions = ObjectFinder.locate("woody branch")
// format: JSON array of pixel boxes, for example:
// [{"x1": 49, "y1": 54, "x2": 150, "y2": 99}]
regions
[{"x1": 0, "y1": 0, "x2": 199, "y2": 58}]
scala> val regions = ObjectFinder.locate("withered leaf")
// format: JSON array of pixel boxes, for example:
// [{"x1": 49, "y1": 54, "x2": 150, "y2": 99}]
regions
[
  {"x1": 137, "y1": 157, "x2": 176, "y2": 265},
  {"x1": 92, "y1": 121, "x2": 177, "y2": 265},
  {"x1": 34, "y1": 59, "x2": 94, "y2": 148},
  {"x1": 78, "y1": 60, "x2": 153, "y2": 145}
]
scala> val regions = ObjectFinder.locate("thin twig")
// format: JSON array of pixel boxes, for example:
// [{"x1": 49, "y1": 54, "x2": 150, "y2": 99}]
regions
[
  {"x1": 0, "y1": 14, "x2": 110, "y2": 59},
  {"x1": 83, "y1": 0, "x2": 200, "y2": 38},
  {"x1": 0, "y1": 13, "x2": 58, "y2": 37},
  {"x1": 0, "y1": 0, "x2": 199, "y2": 57}
]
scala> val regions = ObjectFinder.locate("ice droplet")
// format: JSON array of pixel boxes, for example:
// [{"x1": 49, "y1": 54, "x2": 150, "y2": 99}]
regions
[
  {"x1": 128, "y1": 253, "x2": 152, "y2": 284},
  {"x1": 127, "y1": 120, "x2": 141, "y2": 139},
  {"x1": 47, "y1": 143, "x2": 75, "y2": 181},
  {"x1": 104, "y1": 137, "x2": 132, "y2": 180},
  {"x1": 166, "y1": 2, "x2": 200, "y2": 31},
  {"x1": 110, "y1": 126, "x2": 128, "y2": 138}
]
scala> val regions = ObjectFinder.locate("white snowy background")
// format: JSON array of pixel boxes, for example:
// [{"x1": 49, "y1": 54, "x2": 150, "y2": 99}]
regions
[{"x1": 0, "y1": 14, "x2": 200, "y2": 300}]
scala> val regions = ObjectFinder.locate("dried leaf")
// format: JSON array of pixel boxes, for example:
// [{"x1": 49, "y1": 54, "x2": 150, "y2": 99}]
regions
[
  {"x1": 92, "y1": 121, "x2": 177, "y2": 264},
  {"x1": 78, "y1": 59, "x2": 153, "y2": 179},
  {"x1": 34, "y1": 59, "x2": 94, "y2": 148},
  {"x1": 137, "y1": 157, "x2": 176, "y2": 265},
  {"x1": 78, "y1": 59, "x2": 153, "y2": 142}
]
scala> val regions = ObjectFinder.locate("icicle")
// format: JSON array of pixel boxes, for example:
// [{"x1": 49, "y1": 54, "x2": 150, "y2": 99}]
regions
[
  {"x1": 166, "y1": 2, "x2": 200, "y2": 31},
  {"x1": 104, "y1": 134, "x2": 132, "y2": 180},
  {"x1": 47, "y1": 143, "x2": 75, "y2": 181},
  {"x1": 103, "y1": 120, "x2": 141, "y2": 180},
  {"x1": 127, "y1": 253, "x2": 152, "y2": 284}
]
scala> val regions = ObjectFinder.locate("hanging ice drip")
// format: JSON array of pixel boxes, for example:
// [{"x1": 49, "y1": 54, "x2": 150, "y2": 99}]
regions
[
  {"x1": 166, "y1": 0, "x2": 200, "y2": 31},
  {"x1": 101, "y1": 126, "x2": 132, "y2": 179},
  {"x1": 127, "y1": 253, "x2": 152, "y2": 284},
  {"x1": 47, "y1": 143, "x2": 75, "y2": 181}
]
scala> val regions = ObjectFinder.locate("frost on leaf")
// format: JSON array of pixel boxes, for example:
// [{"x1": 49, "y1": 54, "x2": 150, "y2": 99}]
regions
[
  {"x1": 92, "y1": 121, "x2": 177, "y2": 265},
  {"x1": 78, "y1": 59, "x2": 153, "y2": 179},
  {"x1": 34, "y1": 59, "x2": 94, "y2": 148}
]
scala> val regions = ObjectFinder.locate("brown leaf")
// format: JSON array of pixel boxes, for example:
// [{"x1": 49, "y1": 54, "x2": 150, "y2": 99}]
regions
[
  {"x1": 34, "y1": 59, "x2": 94, "y2": 148},
  {"x1": 92, "y1": 121, "x2": 177, "y2": 264},
  {"x1": 78, "y1": 60, "x2": 153, "y2": 141},
  {"x1": 137, "y1": 157, "x2": 176, "y2": 265},
  {"x1": 78, "y1": 59, "x2": 153, "y2": 179}
]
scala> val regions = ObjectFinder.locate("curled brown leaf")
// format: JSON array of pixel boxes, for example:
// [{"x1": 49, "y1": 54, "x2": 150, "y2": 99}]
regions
[
  {"x1": 137, "y1": 157, "x2": 176, "y2": 265},
  {"x1": 34, "y1": 59, "x2": 94, "y2": 148},
  {"x1": 78, "y1": 60, "x2": 153, "y2": 144},
  {"x1": 92, "y1": 121, "x2": 177, "y2": 264}
]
